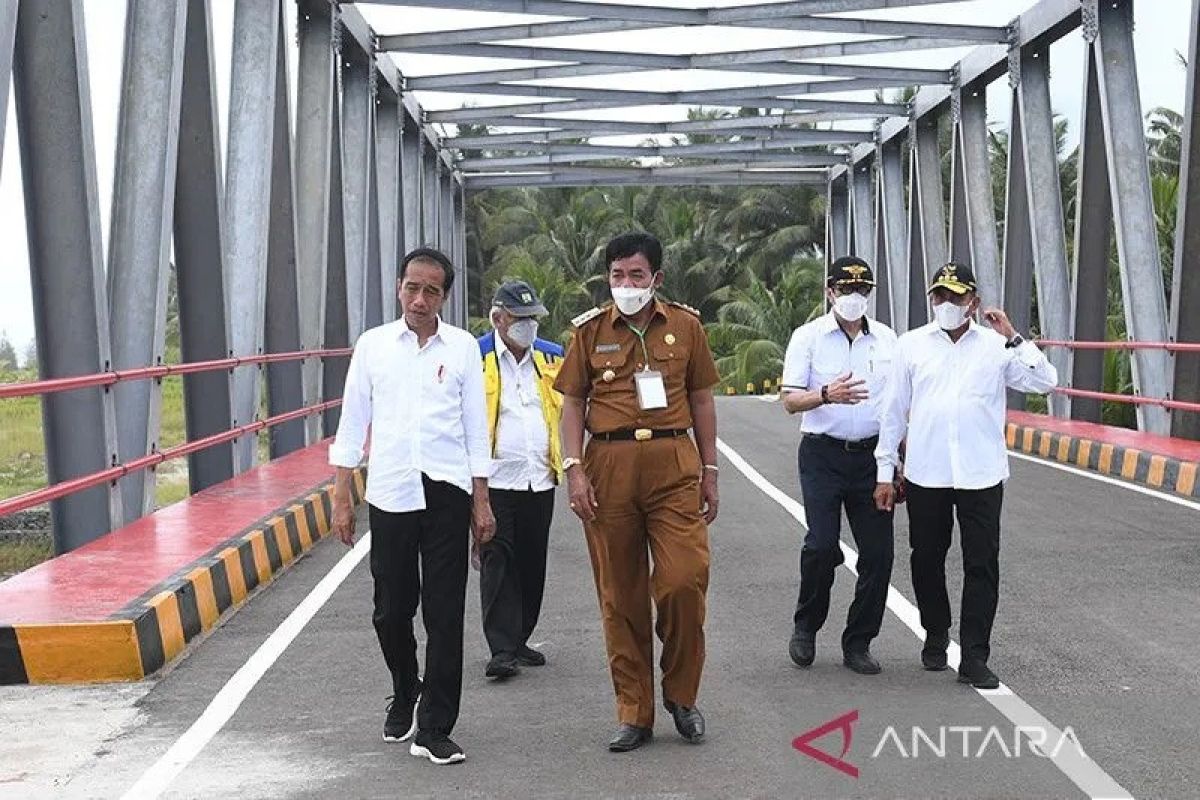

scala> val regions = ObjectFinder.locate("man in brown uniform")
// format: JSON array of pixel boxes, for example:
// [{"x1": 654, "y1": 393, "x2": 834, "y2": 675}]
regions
[{"x1": 554, "y1": 231, "x2": 721, "y2": 753}]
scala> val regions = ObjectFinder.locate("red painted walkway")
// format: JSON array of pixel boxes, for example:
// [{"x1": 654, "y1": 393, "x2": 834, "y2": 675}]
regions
[
  {"x1": 0, "y1": 442, "x2": 336, "y2": 624},
  {"x1": 1008, "y1": 410, "x2": 1200, "y2": 462}
]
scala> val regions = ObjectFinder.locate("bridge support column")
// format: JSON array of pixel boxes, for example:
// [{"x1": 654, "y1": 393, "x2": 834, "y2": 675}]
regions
[
  {"x1": 175, "y1": 0, "x2": 236, "y2": 493},
  {"x1": 263, "y1": 4, "x2": 305, "y2": 458},
  {"x1": 13, "y1": 0, "x2": 123, "y2": 552},
  {"x1": 1069, "y1": 51, "x2": 1112, "y2": 425},
  {"x1": 849, "y1": 158, "x2": 877, "y2": 317},
  {"x1": 1007, "y1": 45, "x2": 1072, "y2": 417},
  {"x1": 341, "y1": 45, "x2": 376, "y2": 341},
  {"x1": 949, "y1": 84, "x2": 1002, "y2": 312},
  {"x1": 295, "y1": 0, "x2": 336, "y2": 445},
  {"x1": 225, "y1": 0, "x2": 281, "y2": 471},
  {"x1": 1093, "y1": 0, "x2": 1173, "y2": 434},
  {"x1": 376, "y1": 93, "x2": 402, "y2": 323},
  {"x1": 825, "y1": 170, "x2": 849, "y2": 277},
  {"x1": 1170, "y1": 0, "x2": 1200, "y2": 439},
  {"x1": 107, "y1": 1, "x2": 187, "y2": 521},
  {"x1": 876, "y1": 138, "x2": 908, "y2": 331},
  {"x1": 401, "y1": 111, "x2": 423, "y2": 256}
]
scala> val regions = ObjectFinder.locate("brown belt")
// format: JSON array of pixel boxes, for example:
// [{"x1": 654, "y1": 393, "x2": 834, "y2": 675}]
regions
[{"x1": 591, "y1": 428, "x2": 690, "y2": 442}]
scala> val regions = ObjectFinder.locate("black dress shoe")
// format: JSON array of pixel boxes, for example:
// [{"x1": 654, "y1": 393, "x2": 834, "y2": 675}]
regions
[
  {"x1": 842, "y1": 650, "x2": 881, "y2": 675},
  {"x1": 664, "y1": 700, "x2": 705, "y2": 743},
  {"x1": 789, "y1": 629, "x2": 815, "y2": 667},
  {"x1": 516, "y1": 645, "x2": 546, "y2": 666},
  {"x1": 922, "y1": 631, "x2": 950, "y2": 671},
  {"x1": 608, "y1": 723, "x2": 653, "y2": 752},
  {"x1": 957, "y1": 662, "x2": 1000, "y2": 690},
  {"x1": 485, "y1": 653, "x2": 520, "y2": 679}
]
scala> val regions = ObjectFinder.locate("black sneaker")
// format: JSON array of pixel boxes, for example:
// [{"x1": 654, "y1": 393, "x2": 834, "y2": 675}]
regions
[
  {"x1": 410, "y1": 732, "x2": 466, "y2": 765},
  {"x1": 957, "y1": 662, "x2": 1000, "y2": 690},
  {"x1": 485, "y1": 652, "x2": 520, "y2": 679},
  {"x1": 516, "y1": 644, "x2": 546, "y2": 666},
  {"x1": 383, "y1": 681, "x2": 420, "y2": 743},
  {"x1": 921, "y1": 631, "x2": 950, "y2": 671},
  {"x1": 789, "y1": 629, "x2": 815, "y2": 667}
]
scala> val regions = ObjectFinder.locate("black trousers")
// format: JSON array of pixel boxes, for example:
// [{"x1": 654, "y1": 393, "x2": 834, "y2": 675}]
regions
[
  {"x1": 904, "y1": 480, "x2": 1004, "y2": 667},
  {"x1": 479, "y1": 487, "x2": 555, "y2": 657},
  {"x1": 368, "y1": 475, "x2": 471, "y2": 737},
  {"x1": 793, "y1": 435, "x2": 895, "y2": 653}
]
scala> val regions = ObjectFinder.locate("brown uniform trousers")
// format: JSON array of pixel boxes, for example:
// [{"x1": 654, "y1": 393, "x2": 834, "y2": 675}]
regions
[{"x1": 555, "y1": 300, "x2": 720, "y2": 728}]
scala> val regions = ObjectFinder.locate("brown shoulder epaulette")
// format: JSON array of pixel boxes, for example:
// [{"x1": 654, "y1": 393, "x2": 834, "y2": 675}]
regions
[
  {"x1": 571, "y1": 304, "x2": 609, "y2": 328},
  {"x1": 667, "y1": 300, "x2": 701, "y2": 317}
]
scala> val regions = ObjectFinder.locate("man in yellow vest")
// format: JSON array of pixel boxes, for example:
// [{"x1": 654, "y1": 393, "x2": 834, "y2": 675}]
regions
[{"x1": 477, "y1": 280, "x2": 565, "y2": 679}]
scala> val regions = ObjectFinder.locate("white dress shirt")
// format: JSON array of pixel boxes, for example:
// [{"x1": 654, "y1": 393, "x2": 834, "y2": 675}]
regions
[
  {"x1": 328, "y1": 316, "x2": 490, "y2": 513},
  {"x1": 489, "y1": 334, "x2": 555, "y2": 492},
  {"x1": 781, "y1": 312, "x2": 898, "y2": 441},
  {"x1": 875, "y1": 321, "x2": 1058, "y2": 489}
]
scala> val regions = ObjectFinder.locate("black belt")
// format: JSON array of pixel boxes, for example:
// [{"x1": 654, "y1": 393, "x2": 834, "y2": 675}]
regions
[
  {"x1": 804, "y1": 433, "x2": 879, "y2": 452},
  {"x1": 591, "y1": 428, "x2": 690, "y2": 442}
]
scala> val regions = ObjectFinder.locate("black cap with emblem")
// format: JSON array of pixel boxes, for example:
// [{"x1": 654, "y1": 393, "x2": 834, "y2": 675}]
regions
[
  {"x1": 927, "y1": 262, "x2": 978, "y2": 296},
  {"x1": 826, "y1": 256, "x2": 876, "y2": 289},
  {"x1": 492, "y1": 280, "x2": 548, "y2": 317}
]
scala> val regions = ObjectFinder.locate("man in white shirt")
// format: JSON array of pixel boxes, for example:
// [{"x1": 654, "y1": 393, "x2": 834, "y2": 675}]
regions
[
  {"x1": 477, "y1": 280, "x2": 564, "y2": 680},
  {"x1": 329, "y1": 247, "x2": 495, "y2": 766},
  {"x1": 874, "y1": 262, "x2": 1057, "y2": 690},
  {"x1": 781, "y1": 257, "x2": 899, "y2": 676}
]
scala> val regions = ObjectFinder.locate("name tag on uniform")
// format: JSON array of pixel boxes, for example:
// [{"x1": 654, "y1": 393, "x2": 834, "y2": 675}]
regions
[
  {"x1": 634, "y1": 369, "x2": 668, "y2": 410},
  {"x1": 594, "y1": 343, "x2": 621, "y2": 353}
]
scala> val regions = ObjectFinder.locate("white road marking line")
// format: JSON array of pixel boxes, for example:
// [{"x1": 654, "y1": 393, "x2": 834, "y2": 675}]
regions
[
  {"x1": 1009, "y1": 451, "x2": 1200, "y2": 513},
  {"x1": 120, "y1": 532, "x2": 372, "y2": 800},
  {"x1": 716, "y1": 438, "x2": 1134, "y2": 800}
]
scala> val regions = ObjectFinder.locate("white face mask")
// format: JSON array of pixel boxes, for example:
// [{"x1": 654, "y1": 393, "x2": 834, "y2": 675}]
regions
[
  {"x1": 832, "y1": 293, "x2": 869, "y2": 322},
  {"x1": 611, "y1": 285, "x2": 655, "y2": 316},
  {"x1": 506, "y1": 318, "x2": 538, "y2": 349},
  {"x1": 933, "y1": 300, "x2": 971, "y2": 330}
]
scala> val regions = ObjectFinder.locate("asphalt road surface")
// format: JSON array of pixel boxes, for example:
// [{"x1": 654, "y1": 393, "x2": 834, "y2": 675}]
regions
[{"x1": 4, "y1": 396, "x2": 1199, "y2": 799}]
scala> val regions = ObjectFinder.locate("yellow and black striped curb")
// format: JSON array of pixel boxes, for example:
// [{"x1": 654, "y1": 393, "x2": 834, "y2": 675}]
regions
[
  {"x1": 1005, "y1": 422, "x2": 1199, "y2": 500},
  {"x1": 0, "y1": 469, "x2": 365, "y2": 685}
]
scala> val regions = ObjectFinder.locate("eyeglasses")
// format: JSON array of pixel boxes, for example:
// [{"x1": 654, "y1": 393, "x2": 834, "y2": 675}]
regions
[{"x1": 832, "y1": 285, "x2": 872, "y2": 297}]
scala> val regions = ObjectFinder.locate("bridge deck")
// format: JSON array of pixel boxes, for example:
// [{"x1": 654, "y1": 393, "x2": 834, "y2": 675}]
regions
[{"x1": 4, "y1": 397, "x2": 1197, "y2": 798}]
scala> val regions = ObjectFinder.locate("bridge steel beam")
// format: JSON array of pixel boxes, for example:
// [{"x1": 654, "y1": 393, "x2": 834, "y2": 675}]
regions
[
  {"x1": 0, "y1": 3, "x2": 16, "y2": 174},
  {"x1": 224, "y1": 0, "x2": 280, "y2": 472},
  {"x1": 875, "y1": 138, "x2": 907, "y2": 331},
  {"x1": 174, "y1": 0, "x2": 236, "y2": 494},
  {"x1": 376, "y1": 93, "x2": 402, "y2": 323},
  {"x1": 424, "y1": 142, "x2": 441, "y2": 248},
  {"x1": 341, "y1": 47, "x2": 374, "y2": 342},
  {"x1": 400, "y1": 111, "x2": 423, "y2": 255},
  {"x1": 13, "y1": 0, "x2": 123, "y2": 552},
  {"x1": 1171, "y1": 0, "x2": 1200, "y2": 439},
  {"x1": 107, "y1": 0, "x2": 187, "y2": 522},
  {"x1": 1068, "y1": 49, "x2": 1112, "y2": 425},
  {"x1": 322, "y1": 79, "x2": 349, "y2": 438},
  {"x1": 1009, "y1": 45, "x2": 1072, "y2": 418},
  {"x1": 949, "y1": 84, "x2": 1003, "y2": 312},
  {"x1": 1092, "y1": 0, "x2": 1172, "y2": 434},
  {"x1": 263, "y1": 4, "x2": 305, "y2": 458},
  {"x1": 825, "y1": 170, "x2": 850, "y2": 278},
  {"x1": 294, "y1": 0, "x2": 336, "y2": 444},
  {"x1": 848, "y1": 157, "x2": 876, "y2": 316}
]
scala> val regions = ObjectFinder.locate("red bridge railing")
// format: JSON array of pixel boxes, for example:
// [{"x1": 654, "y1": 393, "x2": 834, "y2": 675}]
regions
[
  {"x1": 1034, "y1": 339, "x2": 1200, "y2": 414},
  {"x1": 0, "y1": 349, "x2": 352, "y2": 518}
]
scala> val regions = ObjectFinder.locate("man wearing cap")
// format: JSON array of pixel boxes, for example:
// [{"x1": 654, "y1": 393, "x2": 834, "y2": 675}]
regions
[
  {"x1": 554, "y1": 231, "x2": 721, "y2": 753},
  {"x1": 874, "y1": 262, "x2": 1057, "y2": 689},
  {"x1": 780, "y1": 256, "x2": 899, "y2": 675},
  {"x1": 476, "y1": 281, "x2": 564, "y2": 680}
]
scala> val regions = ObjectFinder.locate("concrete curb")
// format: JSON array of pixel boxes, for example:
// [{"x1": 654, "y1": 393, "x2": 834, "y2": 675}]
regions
[
  {"x1": 0, "y1": 469, "x2": 365, "y2": 685},
  {"x1": 1005, "y1": 419, "x2": 1199, "y2": 500}
]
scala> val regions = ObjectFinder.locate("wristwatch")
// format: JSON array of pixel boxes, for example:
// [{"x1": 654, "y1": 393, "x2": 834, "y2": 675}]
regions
[
  {"x1": 562, "y1": 457, "x2": 582, "y2": 471},
  {"x1": 1005, "y1": 334, "x2": 1025, "y2": 349}
]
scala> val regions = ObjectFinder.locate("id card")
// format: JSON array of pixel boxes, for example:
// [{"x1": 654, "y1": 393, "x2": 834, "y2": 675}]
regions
[{"x1": 634, "y1": 369, "x2": 668, "y2": 410}]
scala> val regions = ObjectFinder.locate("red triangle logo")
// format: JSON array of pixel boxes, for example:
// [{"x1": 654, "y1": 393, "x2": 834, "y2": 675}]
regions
[{"x1": 792, "y1": 709, "x2": 859, "y2": 778}]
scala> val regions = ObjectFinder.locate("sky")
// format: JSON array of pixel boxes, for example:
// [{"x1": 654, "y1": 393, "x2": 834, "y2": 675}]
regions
[{"x1": 0, "y1": 0, "x2": 1193, "y2": 361}]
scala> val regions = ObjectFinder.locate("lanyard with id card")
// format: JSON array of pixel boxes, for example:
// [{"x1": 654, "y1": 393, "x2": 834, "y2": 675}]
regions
[{"x1": 628, "y1": 323, "x2": 668, "y2": 410}]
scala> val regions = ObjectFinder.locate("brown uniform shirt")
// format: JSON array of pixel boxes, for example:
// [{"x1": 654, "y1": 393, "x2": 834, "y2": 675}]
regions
[{"x1": 554, "y1": 299, "x2": 721, "y2": 434}]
